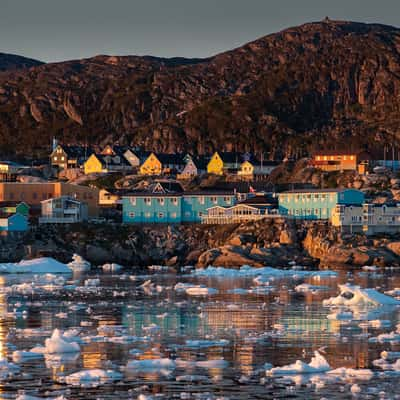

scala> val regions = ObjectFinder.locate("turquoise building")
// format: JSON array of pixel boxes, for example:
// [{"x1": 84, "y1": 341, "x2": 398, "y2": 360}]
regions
[
  {"x1": 0, "y1": 212, "x2": 29, "y2": 232},
  {"x1": 278, "y1": 189, "x2": 365, "y2": 220},
  {"x1": 122, "y1": 182, "x2": 235, "y2": 224}
]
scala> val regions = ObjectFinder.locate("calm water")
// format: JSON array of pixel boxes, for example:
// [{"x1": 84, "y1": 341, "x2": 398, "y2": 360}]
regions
[{"x1": 1, "y1": 266, "x2": 400, "y2": 399}]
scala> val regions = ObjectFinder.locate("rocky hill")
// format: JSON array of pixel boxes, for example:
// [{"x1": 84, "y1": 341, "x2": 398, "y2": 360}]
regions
[
  {"x1": 0, "y1": 53, "x2": 43, "y2": 72},
  {"x1": 1, "y1": 20, "x2": 400, "y2": 157}
]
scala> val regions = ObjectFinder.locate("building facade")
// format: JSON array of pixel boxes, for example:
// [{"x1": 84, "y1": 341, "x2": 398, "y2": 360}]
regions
[
  {"x1": 0, "y1": 183, "x2": 99, "y2": 216},
  {"x1": 122, "y1": 188, "x2": 235, "y2": 224},
  {"x1": 311, "y1": 151, "x2": 358, "y2": 171},
  {"x1": 331, "y1": 203, "x2": 400, "y2": 235},
  {"x1": 278, "y1": 189, "x2": 365, "y2": 220},
  {"x1": 0, "y1": 212, "x2": 28, "y2": 233},
  {"x1": 39, "y1": 196, "x2": 88, "y2": 224}
]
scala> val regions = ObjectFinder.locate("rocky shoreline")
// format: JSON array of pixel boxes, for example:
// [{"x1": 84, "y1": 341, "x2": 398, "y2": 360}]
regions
[{"x1": 1, "y1": 219, "x2": 400, "y2": 269}]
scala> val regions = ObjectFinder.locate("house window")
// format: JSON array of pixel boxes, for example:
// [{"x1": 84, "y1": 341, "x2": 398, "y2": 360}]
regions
[
  {"x1": 128, "y1": 212, "x2": 135, "y2": 218},
  {"x1": 224, "y1": 197, "x2": 231, "y2": 204},
  {"x1": 198, "y1": 211, "x2": 203, "y2": 217},
  {"x1": 171, "y1": 197, "x2": 178, "y2": 205},
  {"x1": 54, "y1": 156, "x2": 58, "y2": 161},
  {"x1": 144, "y1": 198, "x2": 151, "y2": 206},
  {"x1": 61, "y1": 156, "x2": 65, "y2": 161},
  {"x1": 145, "y1": 212, "x2": 151, "y2": 218},
  {"x1": 130, "y1": 197, "x2": 136, "y2": 206},
  {"x1": 211, "y1": 197, "x2": 218, "y2": 204},
  {"x1": 185, "y1": 211, "x2": 191, "y2": 217},
  {"x1": 198, "y1": 196, "x2": 205, "y2": 205},
  {"x1": 171, "y1": 212, "x2": 177, "y2": 218},
  {"x1": 32, "y1": 192, "x2": 37, "y2": 199},
  {"x1": 158, "y1": 212, "x2": 164, "y2": 219},
  {"x1": 157, "y1": 198, "x2": 165, "y2": 206}
]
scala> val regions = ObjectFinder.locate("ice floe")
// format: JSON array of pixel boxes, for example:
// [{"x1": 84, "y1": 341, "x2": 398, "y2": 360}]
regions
[
  {"x1": 0, "y1": 258, "x2": 71, "y2": 274},
  {"x1": 267, "y1": 352, "x2": 331, "y2": 375},
  {"x1": 192, "y1": 265, "x2": 338, "y2": 279},
  {"x1": 43, "y1": 329, "x2": 81, "y2": 354},
  {"x1": 64, "y1": 368, "x2": 122, "y2": 387},
  {"x1": 102, "y1": 263, "x2": 122, "y2": 273},
  {"x1": 323, "y1": 284, "x2": 400, "y2": 307},
  {"x1": 67, "y1": 254, "x2": 91, "y2": 272}
]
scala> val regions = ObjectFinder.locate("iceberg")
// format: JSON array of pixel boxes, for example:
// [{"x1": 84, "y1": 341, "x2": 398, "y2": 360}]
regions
[
  {"x1": 323, "y1": 284, "x2": 400, "y2": 307},
  {"x1": 0, "y1": 258, "x2": 71, "y2": 274},
  {"x1": 267, "y1": 351, "x2": 331, "y2": 375},
  {"x1": 65, "y1": 369, "x2": 122, "y2": 387},
  {"x1": 67, "y1": 254, "x2": 91, "y2": 272},
  {"x1": 44, "y1": 329, "x2": 80, "y2": 354}
]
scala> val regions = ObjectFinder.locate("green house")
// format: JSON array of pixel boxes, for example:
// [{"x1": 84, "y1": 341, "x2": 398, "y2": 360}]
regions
[{"x1": 1, "y1": 202, "x2": 30, "y2": 217}]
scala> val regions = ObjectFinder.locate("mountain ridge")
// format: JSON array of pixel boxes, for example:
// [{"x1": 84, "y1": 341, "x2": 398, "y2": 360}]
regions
[{"x1": 0, "y1": 19, "x2": 400, "y2": 159}]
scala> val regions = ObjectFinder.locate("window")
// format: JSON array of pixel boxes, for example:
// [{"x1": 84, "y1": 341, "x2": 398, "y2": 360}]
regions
[
  {"x1": 211, "y1": 197, "x2": 218, "y2": 204},
  {"x1": 158, "y1": 212, "x2": 164, "y2": 219},
  {"x1": 54, "y1": 156, "x2": 58, "y2": 161},
  {"x1": 145, "y1": 212, "x2": 151, "y2": 218},
  {"x1": 314, "y1": 194, "x2": 319, "y2": 200},
  {"x1": 32, "y1": 192, "x2": 37, "y2": 200},
  {"x1": 130, "y1": 197, "x2": 136, "y2": 206},
  {"x1": 144, "y1": 198, "x2": 151, "y2": 206},
  {"x1": 198, "y1": 196, "x2": 205, "y2": 205},
  {"x1": 61, "y1": 156, "x2": 65, "y2": 161},
  {"x1": 171, "y1": 197, "x2": 178, "y2": 205},
  {"x1": 128, "y1": 212, "x2": 135, "y2": 218},
  {"x1": 171, "y1": 212, "x2": 177, "y2": 218},
  {"x1": 224, "y1": 197, "x2": 231, "y2": 204},
  {"x1": 157, "y1": 198, "x2": 165, "y2": 206}
]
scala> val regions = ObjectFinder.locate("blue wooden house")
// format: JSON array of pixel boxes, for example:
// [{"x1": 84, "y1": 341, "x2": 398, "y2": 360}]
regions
[
  {"x1": 278, "y1": 188, "x2": 365, "y2": 220},
  {"x1": 122, "y1": 181, "x2": 235, "y2": 224},
  {"x1": 0, "y1": 212, "x2": 29, "y2": 232}
]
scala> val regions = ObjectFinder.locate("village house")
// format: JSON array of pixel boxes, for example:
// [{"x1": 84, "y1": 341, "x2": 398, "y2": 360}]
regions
[
  {"x1": 122, "y1": 181, "x2": 235, "y2": 223},
  {"x1": 311, "y1": 150, "x2": 360, "y2": 172},
  {"x1": 39, "y1": 196, "x2": 88, "y2": 224},
  {"x1": 50, "y1": 144, "x2": 93, "y2": 170},
  {"x1": 177, "y1": 156, "x2": 208, "y2": 179},
  {"x1": 238, "y1": 159, "x2": 280, "y2": 177},
  {"x1": 139, "y1": 153, "x2": 186, "y2": 175},
  {"x1": 0, "y1": 182, "x2": 99, "y2": 216},
  {"x1": 0, "y1": 201, "x2": 30, "y2": 216},
  {"x1": 100, "y1": 145, "x2": 150, "y2": 168},
  {"x1": 278, "y1": 188, "x2": 365, "y2": 220},
  {"x1": 0, "y1": 161, "x2": 25, "y2": 181},
  {"x1": 0, "y1": 212, "x2": 28, "y2": 234},
  {"x1": 331, "y1": 202, "x2": 400, "y2": 235},
  {"x1": 83, "y1": 153, "x2": 132, "y2": 175},
  {"x1": 201, "y1": 193, "x2": 278, "y2": 224},
  {"x1": 207, "y1": 152, "x2": 242, "y2": 175}
]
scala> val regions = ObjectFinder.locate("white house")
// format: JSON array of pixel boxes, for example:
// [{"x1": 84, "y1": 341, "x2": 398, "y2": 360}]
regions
[
  {"x1": 331, "y1": 202, "x2": 400, "y2": 235},
  {"x1": 39, "y1": 196, "x2": 88, "y2": 224}
]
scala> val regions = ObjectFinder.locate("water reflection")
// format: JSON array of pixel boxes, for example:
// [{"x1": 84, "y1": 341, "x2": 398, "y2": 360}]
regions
[{"x1": 0, "y1": 268, "x2": 398, "y2": 398}]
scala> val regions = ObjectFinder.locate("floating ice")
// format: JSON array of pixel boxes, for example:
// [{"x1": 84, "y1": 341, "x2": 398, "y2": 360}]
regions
[
  {"x1": 64, "y1": 369, "x2": 122, "y2": 387},
  {"x1": 327, "y1": 368, "x2": 374, "y2": 380},
  {"x1": 0, "y1": 356, "x2": 20, "y2": 379},
  {"x1": 192, "y1": 265, "x2": 337, "y2": 279},
  {"x1": 295, "y1": 283, "x2": 328, "y2": 292},
  {"x1": 16, "y1": 395, "x2": 67, "y2": 400},
  {"x1": 176, "y1": 359, "x2": 228, "y2": 369},
  {"x1": 267, "y1": 351, "x2": 331, "y2": 375},
  {"x1": 323, "y1": 284, "x2": 400, "y2": 307},
  {"x1": 126, "y1": 358, "x2": 176, "y2": 372},
  {"x1": 184, "y1": 339, "x2": 229, "y2": 348},
  {"x1": 12, "y1": 350, "x2": 44, "y2": 362},
  {"x1": 102, "y1": 263, "x2": 122, "y2": 273},
  {"x1": 0, "y1": 258, "x2": 71, "y2": 274},
  {"x1": 185, "y1": 286, "x2": 218, "y2": 296},
  {"x1": 67, "y1": 254, "x2": 91, "y2": 272},
  {"x1": 44, "y1": 329, "x2": 80, "y2": 354}
]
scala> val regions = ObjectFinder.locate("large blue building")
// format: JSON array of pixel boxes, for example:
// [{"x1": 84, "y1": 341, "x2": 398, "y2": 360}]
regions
[
  {"x1": 278, "y1": 188, "x2": 365, "y2": 220},
  {"x1": 122, "y1": 181, "x2": 235, "y2": 224}
]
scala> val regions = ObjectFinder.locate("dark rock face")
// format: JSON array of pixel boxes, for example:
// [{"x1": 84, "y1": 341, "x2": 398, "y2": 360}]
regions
[
  {"x1": 0, "y1": 53, "x2": 43, "y2": 72},
  {"x1": 1, "y1": 20, "x2": 400, "y2": 156}
]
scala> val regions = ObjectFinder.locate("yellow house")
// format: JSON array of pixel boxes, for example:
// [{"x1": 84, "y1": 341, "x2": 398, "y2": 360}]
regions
[
  {"x1": 207, "y1": 152, "x2": 224, "y2": 175},
  {"x1": 84, "y1": 154, "x2": 104, "y2": 175},
  {"x1": 238, "y1": 160, "x2": 254, "y2": 176},
  {"x1": 139, "y1": 153, "x2": 162, "y2": 175}
]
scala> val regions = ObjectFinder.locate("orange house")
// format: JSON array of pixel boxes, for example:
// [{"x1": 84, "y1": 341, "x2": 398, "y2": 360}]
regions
[{"x1": 311, "y1": 151, "x2": 358, "y2": 171}]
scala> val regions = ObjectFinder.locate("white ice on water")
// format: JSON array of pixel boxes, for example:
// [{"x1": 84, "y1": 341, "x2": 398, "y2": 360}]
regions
[
  {"x1": 0, "y1": 258, "x2": 71, "y2": 274},
  {"x1": 67, "y1": 254, "x2": 91, "y2": 272},
  {"x1": 64, "y1": 369, "x2": 122, "y2": 387},
  {"x1": 323, "y1": 284, "x2": 400, "y2": 307}
]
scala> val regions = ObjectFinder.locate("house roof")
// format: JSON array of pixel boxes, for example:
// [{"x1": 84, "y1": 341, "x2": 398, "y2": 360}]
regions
[
  {"x1": 94, "y1": 153, "x2": 130, "y2": 167},
  {"x1": 0, "y1": 211, "x2": 19, "y2": 219},
  {"x1": 156, "y1": 153, "x2": 186, "y2": 165},
  {"x1": 218, "y1": 152, "x2": 243, "y2": 164},
  {"x1": 239, "y1": 194, "x2": 278, "y2": 206},
  {"x1": 57, "y1": 145, "x2": 94, "y2": 158},
  {"x1": 281, "y1": 188, "x2": 356, "y2": 194},
  {"x1": 210, "y1": 181, "x2": 275, "y2": 193},
  {"x1": 184, "y1": 190, "x2": 235, "y2": 196},
  {"x1": 313, "y1": 150, "x2": 359, "y2": 156}
]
